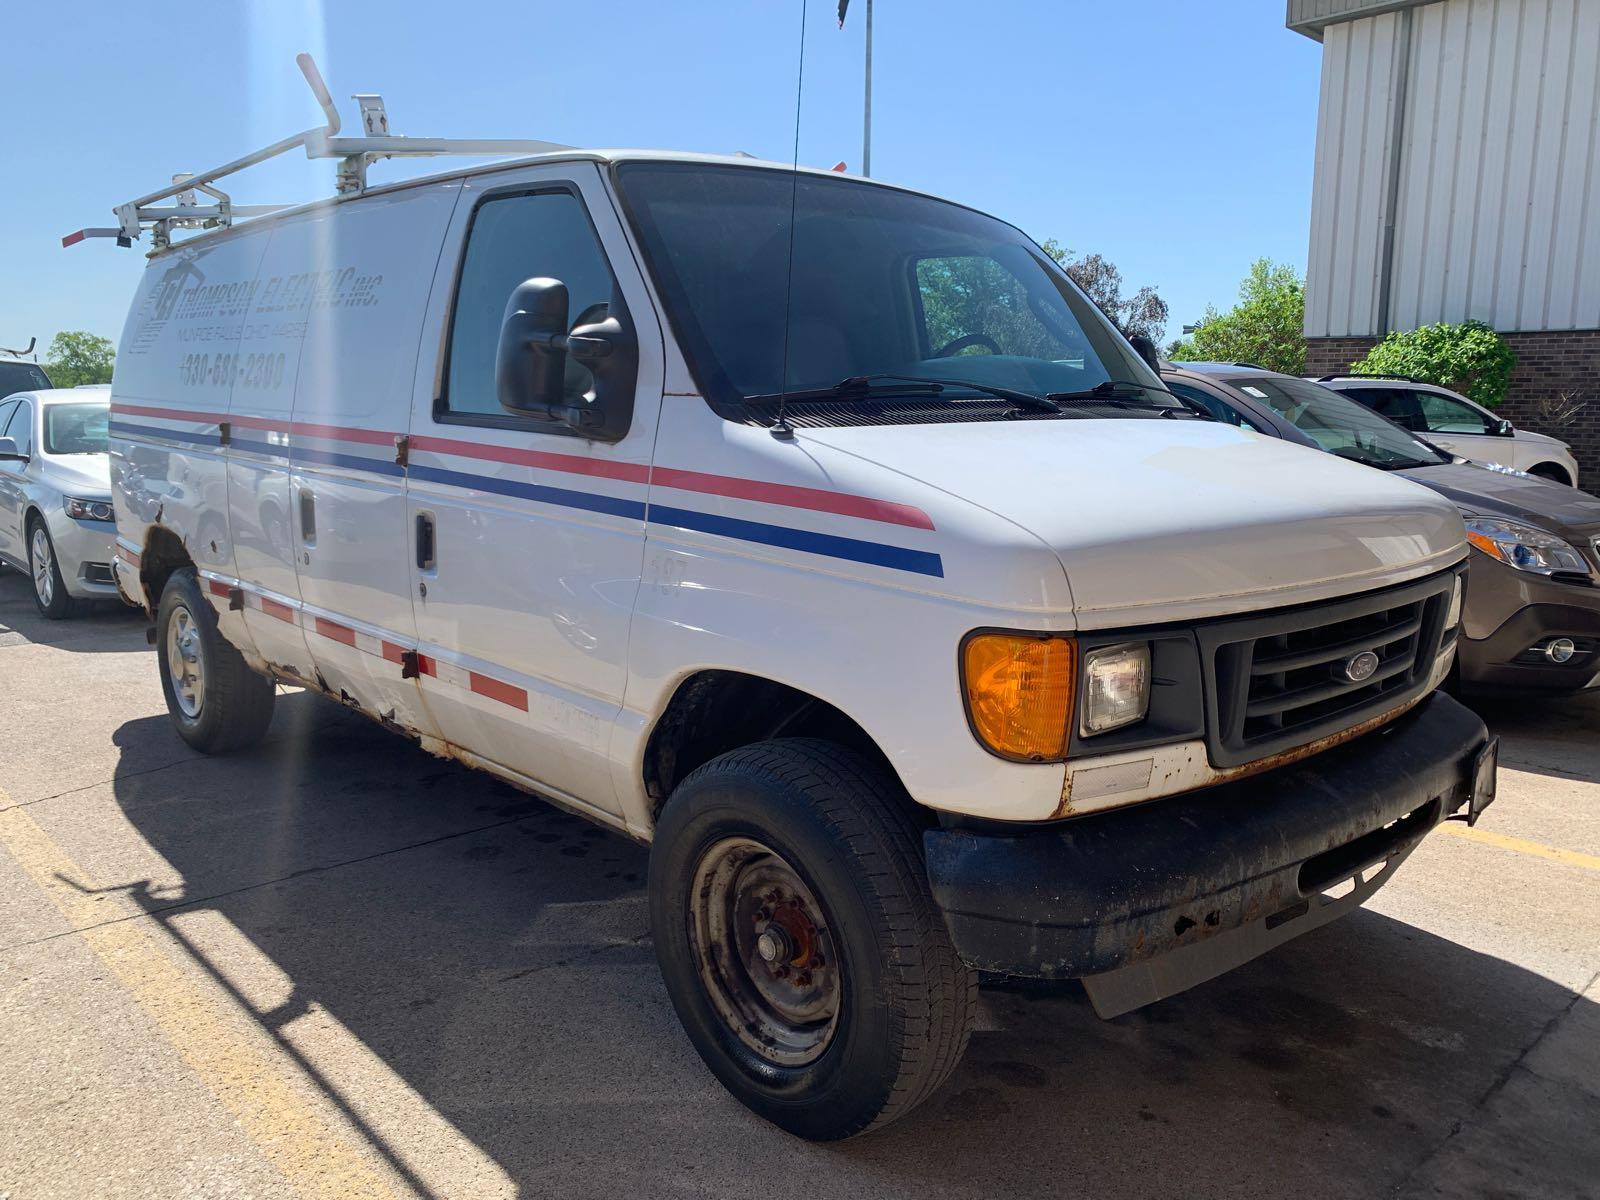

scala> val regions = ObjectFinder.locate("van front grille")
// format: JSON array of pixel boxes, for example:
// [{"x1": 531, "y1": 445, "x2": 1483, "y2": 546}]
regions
[{"x1": 1199, "y1": 570, "x2": 1457, "y2": 769}]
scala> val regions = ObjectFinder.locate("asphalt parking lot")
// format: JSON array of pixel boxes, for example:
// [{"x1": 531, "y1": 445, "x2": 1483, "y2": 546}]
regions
[{"x1": 1, "y1": 571, "x2": 1597, "y2": 1200}]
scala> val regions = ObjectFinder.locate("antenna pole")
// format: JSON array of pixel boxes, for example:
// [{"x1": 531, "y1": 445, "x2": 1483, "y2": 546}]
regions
[
  {"x1": 861, "y1": 0, "x2": 873, "y2": 178},
  {"x1": 772, "y1": 0, "x2": 810, "y2": 441}
]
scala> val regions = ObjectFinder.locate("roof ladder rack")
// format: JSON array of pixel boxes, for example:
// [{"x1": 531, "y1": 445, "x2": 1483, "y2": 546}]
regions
[{"x1": 64, "y1": 53, "x2": 572, "y2": 252}]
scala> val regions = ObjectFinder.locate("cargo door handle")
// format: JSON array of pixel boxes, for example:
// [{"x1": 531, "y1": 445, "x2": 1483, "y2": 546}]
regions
[
  {"x1": 298, "y1": 487, "x2": 316, "y2": 543},
  {"x1": 415, "y1": 513, "x2": 435, "y2": 570}
]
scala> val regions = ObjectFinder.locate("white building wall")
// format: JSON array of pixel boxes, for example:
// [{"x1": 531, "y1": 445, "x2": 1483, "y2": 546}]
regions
[{"x1": 1305, "y1": 0, "x2": 1600, "y2": 338}]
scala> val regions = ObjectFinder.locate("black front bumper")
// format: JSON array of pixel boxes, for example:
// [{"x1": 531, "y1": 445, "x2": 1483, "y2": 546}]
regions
[{"x1": 924, "y1": 692, "x2": 1490, "y2": 1013}]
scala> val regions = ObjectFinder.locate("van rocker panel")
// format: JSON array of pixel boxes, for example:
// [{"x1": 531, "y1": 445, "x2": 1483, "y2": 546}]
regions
[{"x1": 924, "y1": 692, "x2": 1488, "y2": 989}]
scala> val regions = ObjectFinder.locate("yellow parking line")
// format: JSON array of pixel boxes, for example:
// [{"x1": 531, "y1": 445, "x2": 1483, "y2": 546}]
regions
[
  {"x1": 1437, "y1": 821, "x2": 1600, "y2": 873},
  {"x1": 0, "y1": 795, "x2": 402, "y2": 1200}
]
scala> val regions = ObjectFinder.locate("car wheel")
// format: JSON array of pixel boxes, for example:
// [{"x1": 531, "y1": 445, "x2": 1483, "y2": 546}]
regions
[
  {"x1": 27, "y1": 518, "x2": 74, "y2": 619},
  {"x1": 1528, "y1": 463, "x2": 1572, "y2": 486},
  {"x1": 649, "y1": 738, "x2": 976, "y2": 1140},
  {"x1": 156, "y1": 568, "x2": 276, "y2": 754}
]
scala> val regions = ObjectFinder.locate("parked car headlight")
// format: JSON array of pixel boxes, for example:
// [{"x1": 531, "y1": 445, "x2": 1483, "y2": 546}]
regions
[
  {"x1": 1463, "y1": 516, "x2": 1587, "y2": 575},
  {"x1": 64, "y1": 497, "x2": 114, "y2": 522},
  {"x1": 1080, "y1": 642, "x2": 1151, "y2": 736}
]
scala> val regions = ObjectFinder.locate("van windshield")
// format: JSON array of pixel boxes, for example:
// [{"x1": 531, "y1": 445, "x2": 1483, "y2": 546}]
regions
[{"x1": 615, "y1": 163, "x2": 1168, "y2": 424}]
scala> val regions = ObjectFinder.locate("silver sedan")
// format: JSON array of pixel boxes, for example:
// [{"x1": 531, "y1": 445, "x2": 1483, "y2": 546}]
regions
[{"x1": 0, "y1": 389, "x2": 117, "y2": 618}]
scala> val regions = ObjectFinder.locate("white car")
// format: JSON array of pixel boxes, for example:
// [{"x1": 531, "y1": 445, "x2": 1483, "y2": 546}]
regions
[
  {"x1": 0, "y1": 389, "x2": 117, "y2": 617},
  {"x1": 1318, "y1": 374, "x2": 1580, "y2": 486},
  {"x1": 84, "y1": 64, "x2": 1496, "y2": 1139}
]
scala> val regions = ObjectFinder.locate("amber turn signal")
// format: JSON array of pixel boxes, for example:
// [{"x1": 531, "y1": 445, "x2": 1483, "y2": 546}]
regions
[{"x1": 962, "y1": 633, "x2": 1076, "y2": 761}]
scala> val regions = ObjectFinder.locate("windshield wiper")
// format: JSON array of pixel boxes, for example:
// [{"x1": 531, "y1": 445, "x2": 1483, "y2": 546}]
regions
[
  {"x1": 1045, "y1": 379, "x2": 1195, "y2": 418},
  {"x1": 747, "y1": 374, "x2": 1063, "y2": 415}
]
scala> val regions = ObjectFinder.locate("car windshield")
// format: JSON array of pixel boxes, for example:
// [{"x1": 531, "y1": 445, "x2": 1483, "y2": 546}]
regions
[
  {"x1": 614, "y1": 163, "x2": 1171, "y2": 422},
  {"x1": 1232, "y1": 377, "x2": 1451, "y2": 470},
  {"x1": 0, "y1": 362, "x2": 50, "y2": 399},
  {"x1": 44, "y1": 403, "x2": 110, "y2": 454}
]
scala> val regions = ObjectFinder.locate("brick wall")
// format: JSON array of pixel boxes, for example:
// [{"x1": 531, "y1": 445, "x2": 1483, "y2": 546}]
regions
[{"x1": 1306, "y1": 331, "x2": 1600, "y2": 488}]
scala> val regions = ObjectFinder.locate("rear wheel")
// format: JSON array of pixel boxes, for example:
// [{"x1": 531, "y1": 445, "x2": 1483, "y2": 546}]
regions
[
  {"x1": 28, "y1": 519, "x2": 73, "y2": 620},
  {"x1": 649, "y1": 738, "x2": 976, "y2": 1140},
  {"x1": 156, "y1": 569, "x2": 275, "y2": 754}
]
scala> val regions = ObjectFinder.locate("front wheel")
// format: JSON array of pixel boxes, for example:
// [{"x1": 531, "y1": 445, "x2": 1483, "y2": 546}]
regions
[
  {"x1": 28, "y1": 519, "x2": 73, "y2": 619},
  {"x1": 156, "y1": 569, "x2": 276, "y2": 754},
  {"x1": 649, "y1": 739, "x2": 976, "y2": 1140}
]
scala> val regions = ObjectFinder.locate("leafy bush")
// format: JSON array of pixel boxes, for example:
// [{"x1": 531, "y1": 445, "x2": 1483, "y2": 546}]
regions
[
  {"x1": 1166, "y1": 260, "x2": 1305, "y2": 377},
  {"x1": 1350, "y1": 320, "x2": 1516, "y2": 409},
  {"x1": 43, "y1": 331, "x2": 116, "y2": 389}
]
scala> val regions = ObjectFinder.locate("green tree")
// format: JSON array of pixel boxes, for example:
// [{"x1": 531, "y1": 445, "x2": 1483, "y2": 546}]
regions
[
  {"x1": 1040, "y1": 239, "x2": 1169, "y2": 344},
  {"x1": 43, "y1": 331, "x2": 116, "y2": 389},
  {"x1": 1351, "y1": 320, "x2": 1517, "y2": 409},
  {"x1": 1167, "y1": 259, "x2": 1306, "y2": 376}
]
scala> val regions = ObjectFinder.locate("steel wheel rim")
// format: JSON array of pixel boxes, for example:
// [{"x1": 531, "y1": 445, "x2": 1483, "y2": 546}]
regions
[
  {"x1": 166, "y1": 604, "x2": 206, "y2": 719},
  {"x1": 689, "y1": 836, "x2": 841, "y2": 1067},
  {"x1": 30, "y1": 528, "x2": 54, "y2": 606}
]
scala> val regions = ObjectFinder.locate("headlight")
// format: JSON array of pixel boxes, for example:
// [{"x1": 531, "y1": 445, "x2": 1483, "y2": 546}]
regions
[
  {"x1": 962, "y1": 632, "x2": 1075, "y2": 761},
  {"x1": 64, "y1": 497, "x2": 114, "y2": 522},
  {"x1": 1463, "y1": 517, "x2": 1588, "y2": 575},
  {"x1": 1080, "y1": 642, "x2": 1152, "y2": 735}
]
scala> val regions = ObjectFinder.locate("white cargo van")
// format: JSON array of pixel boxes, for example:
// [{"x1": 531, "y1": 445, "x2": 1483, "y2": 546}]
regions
[{"x1": 81, "y1": 61, "x2": 1496, "y2": 1139}]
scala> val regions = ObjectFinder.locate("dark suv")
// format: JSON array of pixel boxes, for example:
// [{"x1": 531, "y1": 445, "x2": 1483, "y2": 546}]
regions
[{"x1": 1162, "y1": 362, "x2": 1600, "y2": 696}]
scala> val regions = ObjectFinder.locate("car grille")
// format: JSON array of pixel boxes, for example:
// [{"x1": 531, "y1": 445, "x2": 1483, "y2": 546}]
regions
[{"x1": 1198, "y1": 569, "x2": 1459, "y2": 769}]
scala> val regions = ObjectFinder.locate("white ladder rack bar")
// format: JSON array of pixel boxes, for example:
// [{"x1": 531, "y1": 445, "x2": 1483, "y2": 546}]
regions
[{"x1": 65, "y1": 53, "x2": 572, "y2": 251}]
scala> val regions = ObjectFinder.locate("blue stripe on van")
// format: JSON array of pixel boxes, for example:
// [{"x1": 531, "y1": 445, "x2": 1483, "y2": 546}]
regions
[
  {"x1": 649, "y1": 505, "x2": 946, "y2": 578},
  {"x1": 109, "y1": 420, "x2": 221, "y2": 448},
  {"x1": 407, "y1": 463, "x2": 648, "y2": 521},
  {"x1": 113, "y1": 421, "x2": 943, "y2": 578}
]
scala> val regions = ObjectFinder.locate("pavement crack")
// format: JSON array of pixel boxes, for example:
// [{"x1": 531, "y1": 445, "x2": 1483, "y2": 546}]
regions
[
  {"x1": 0, "y1": 810, "x2": 545, "y2": 955},
  {"x1": 0, "y1": 758, "x2": 195, "y2": 813},
  {"x1": 1387, "y1": 967, "x2": 1600, "y2": 1196}
]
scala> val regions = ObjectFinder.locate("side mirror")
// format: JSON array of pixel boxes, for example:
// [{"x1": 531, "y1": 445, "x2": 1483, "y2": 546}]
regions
[
  {"x1": 0, "y1": 436, "x2": 25, "y2": 463},
  {"x1": 1128, "y1": 333, "x2": 1162, "y2": 373},
  {"x1": 495, "y1": 277, "x2": 639, "y2": 440},
  {"x1": 1496, "y1": 418, "x2": 1515, "y2": 436}
]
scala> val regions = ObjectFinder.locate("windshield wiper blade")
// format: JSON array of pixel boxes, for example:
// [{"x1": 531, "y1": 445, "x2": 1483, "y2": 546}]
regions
[
  {"x1": 1045, "y1": 380, "x2": 1173, "y2": 405},
  {"x1": 746, "y1": 374, "x2": 1062, "y2": 415}
]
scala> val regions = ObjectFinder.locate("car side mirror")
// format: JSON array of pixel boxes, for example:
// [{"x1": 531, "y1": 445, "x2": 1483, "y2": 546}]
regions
[
  {"x1": 1128, "y1": 333, "x2": 1162, "y2": 373},
  {"x1": 1496, "y1": 418, "x2": 1515, "y2": 436},
  {"x1": 0, "y1": 436, "x2": 25, "y2": 463},
  {"x1": 495, "y1": 277, "x2": 638, "y2": 441}
]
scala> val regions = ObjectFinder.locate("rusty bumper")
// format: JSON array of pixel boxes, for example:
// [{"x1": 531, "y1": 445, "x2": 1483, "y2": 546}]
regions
[{"x1": 924, "y1": 692, "x2": 1490, "y2": 1012}]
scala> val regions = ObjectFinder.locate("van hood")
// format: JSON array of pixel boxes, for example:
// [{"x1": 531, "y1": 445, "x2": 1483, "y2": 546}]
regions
[
  {"x1": 799, "y1": 419, "x2": 1466, "y2": 626},
  {"x1": 1397, "y1": 462, "x2": 1600, "y2": 533}
]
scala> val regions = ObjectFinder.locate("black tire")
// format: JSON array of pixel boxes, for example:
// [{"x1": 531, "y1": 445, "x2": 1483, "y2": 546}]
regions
[
  {"x1": 156, "y1": 568, "x2": 275, "y2": 754},
  {"x1": 26, "y1": 517, "x2": 74, "y2": 620},
  {"x1": 649, "y1": 738, "x2": 976, "y2": 1140},
  {"x1": 1528, "y1": 463, "x2": 1572, "y2": 486}
]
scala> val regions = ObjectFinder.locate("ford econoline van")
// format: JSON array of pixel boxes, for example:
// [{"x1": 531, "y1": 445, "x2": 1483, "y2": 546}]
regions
[{"x1": 96, "y1": 130, "x2": 1497, "y2": 1138}]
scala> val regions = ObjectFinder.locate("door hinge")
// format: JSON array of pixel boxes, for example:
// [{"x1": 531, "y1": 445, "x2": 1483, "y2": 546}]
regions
[
  {"x1": 218, "y1": 421, "x2": 231, "y2": 447},
  {"x1": 400, "y1": 650, "x2": 421, "y2": 680},
  {"x1": 395, "y1": 434, "x2": 410, "y2": 467}
]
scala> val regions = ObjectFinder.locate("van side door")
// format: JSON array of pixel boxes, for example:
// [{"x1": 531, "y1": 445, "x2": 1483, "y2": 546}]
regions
[
  {"x1": 286, "y1": 183, "x2": 460, "y2": 736},
  {"x1": 405, "y1": 163, "x2": 664, "y2": 817}
]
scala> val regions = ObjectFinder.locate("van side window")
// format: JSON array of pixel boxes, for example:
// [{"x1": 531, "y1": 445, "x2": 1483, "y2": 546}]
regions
[{"x1": 443, "y1": 189, "x2": 615, "y2": 420}]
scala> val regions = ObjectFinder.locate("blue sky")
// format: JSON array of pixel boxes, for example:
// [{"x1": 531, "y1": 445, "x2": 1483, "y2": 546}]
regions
[{"x1": 2, "y1": 0, "x2": 1323, "y2": 359}]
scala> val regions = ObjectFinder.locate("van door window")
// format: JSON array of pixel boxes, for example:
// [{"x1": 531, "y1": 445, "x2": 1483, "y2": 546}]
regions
[{"x1": 443, "y1": 189, "x2": 616, "y2": 421}]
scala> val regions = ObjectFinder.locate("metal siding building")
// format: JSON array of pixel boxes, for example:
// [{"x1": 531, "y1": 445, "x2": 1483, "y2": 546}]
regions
[{"x1": 1292, "y1": 0, "x2": 1600, "y2": 481}]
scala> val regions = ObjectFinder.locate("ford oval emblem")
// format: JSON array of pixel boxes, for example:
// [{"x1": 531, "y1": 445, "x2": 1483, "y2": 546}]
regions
[{"x1": 1344, "y1": 650, "x2": 1380, "y2": 683}]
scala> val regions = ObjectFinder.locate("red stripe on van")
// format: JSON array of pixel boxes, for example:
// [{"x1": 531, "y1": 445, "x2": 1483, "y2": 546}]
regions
[
  {"x1": 415, "y1": 654, "x2": 437, "y2": 677},
  {"x1": 649, "y1": 466, "x2": 935, "y2": 530},
  {"x1": 407, "y1": 434, "x2": 651, "y2": 483},
  {"x1": 206, "y1": 579, "x2": 232, "y2": 598},
  {"x1": 291, "y1": 420, "x2": 396, "y2": 446},
  {"x1": 314, "y1": 617, "x2": 357, "y2": 647},
  {"x1": 380, "y1": 640, "x2": 407, "y2": 664},
  {"x1": 469, "y1": 671, "x2": 528, "y2": 712},
  {"x1": 116, "y1": 546, "x2": 142, "y2": 567},
  {"x1": 260, "y1": 597, "x2": 296, "y2": 623},
  {"x1": 110, "y1": 402, "x2": 223, "y2": 426}
]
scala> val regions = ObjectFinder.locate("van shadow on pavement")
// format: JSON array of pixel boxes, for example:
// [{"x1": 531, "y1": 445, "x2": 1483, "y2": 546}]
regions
[{"x1": 104, "y1": 691, "x2": 1598, "y2": 1199}]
